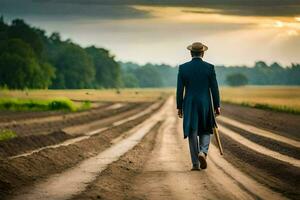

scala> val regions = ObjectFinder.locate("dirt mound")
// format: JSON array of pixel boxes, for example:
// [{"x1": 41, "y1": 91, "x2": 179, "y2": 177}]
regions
[
  {"x1": 218, "y1": 121, "x2": 300, "y2": 159},
  {"x1": 214, "y1": 133, "x2": 300, "y2": 199},
  {"x1": 222, "y1": 103, "x2": 300, "y2": 141},
  {"x1": 1, "y1": 103, "x2": 139, "y2": 137},
  {"x1": 0, "y1": 101, "x2": 164, "y2": 200},
  {"x1": 71, "y1": 122, "x2": 162, "y2": 200},
  {"x1": 0, "y1": 103, "x2": 111, "y2": 123},
  {"x1": 0, "y1": 131, "x2": 72, "y2": 158}
]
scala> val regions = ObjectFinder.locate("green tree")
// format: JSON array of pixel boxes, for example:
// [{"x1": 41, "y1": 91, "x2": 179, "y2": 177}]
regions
[
  {"x1": 226, "y1": 73, "x2": 248, "y2": 87},
  {"x1": 133, "y1": 64, "x2": 163, "y2": 87},
  {"x1": 121, "y1": 72, "x2": 139, "y2": 88},
  {"x1": 0, "y1": 39, "x2": 55, "y2": 89},
  {"x1": 51, "y1": 43, "x2": 95, "y2": 89},
  {"x1": 85, "y1": 46, "x2": 121, "y2": 88},
  {"x1": 8, "y1": 19, "x2": 44, "y2": 58}
]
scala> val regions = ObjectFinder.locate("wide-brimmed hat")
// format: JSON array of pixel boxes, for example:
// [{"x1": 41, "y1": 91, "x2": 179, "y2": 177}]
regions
[{"x1": 187, "y1": 42, "x2": 208, "y2": 52}]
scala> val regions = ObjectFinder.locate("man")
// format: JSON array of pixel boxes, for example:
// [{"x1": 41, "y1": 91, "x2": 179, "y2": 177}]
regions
[{"x1": 176, "y1": 42, "x2": 220, "y2": 171}]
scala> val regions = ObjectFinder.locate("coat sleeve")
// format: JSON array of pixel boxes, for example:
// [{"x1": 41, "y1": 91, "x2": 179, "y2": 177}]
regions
[
  {"x1": 176, "y1": 65, "x2": 184, "y2": 109},
  {"x1": 209, "y1": 65, "x2": 220, "y2": 109}
]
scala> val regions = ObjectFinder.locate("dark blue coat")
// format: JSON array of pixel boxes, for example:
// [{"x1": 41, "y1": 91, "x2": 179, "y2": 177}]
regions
[{"x1": 176, "y1": 57, "x2": 220, "y2": 138}]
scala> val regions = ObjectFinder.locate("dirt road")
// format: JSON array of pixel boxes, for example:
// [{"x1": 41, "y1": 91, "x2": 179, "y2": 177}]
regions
[
  {"x1": 72, "y1": 97, "x2": 291, "y2": 200},
  {"x1": 1, "y1": 96, "x2": 299, "y2": 199}
]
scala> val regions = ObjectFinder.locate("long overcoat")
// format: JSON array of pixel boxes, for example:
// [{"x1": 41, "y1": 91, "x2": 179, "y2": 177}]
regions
[{"x1": 176, "y1": 57, "x2": 220, "y2": 138}]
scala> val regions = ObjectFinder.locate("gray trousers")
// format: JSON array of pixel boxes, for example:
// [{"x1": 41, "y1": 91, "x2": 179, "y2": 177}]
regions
[{"x1": 188, "y1": 130, "x2": 211, "y2": 165}]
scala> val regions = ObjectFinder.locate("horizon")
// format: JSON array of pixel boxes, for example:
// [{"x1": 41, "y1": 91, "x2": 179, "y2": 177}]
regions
[{"x1": 1, "y1": 0, "x2": 299, "y2": 67}]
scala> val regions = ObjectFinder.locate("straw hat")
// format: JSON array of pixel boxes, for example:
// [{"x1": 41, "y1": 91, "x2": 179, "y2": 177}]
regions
[{"x1": 187, "y1": 42, "x2": 208, "y2": 52}]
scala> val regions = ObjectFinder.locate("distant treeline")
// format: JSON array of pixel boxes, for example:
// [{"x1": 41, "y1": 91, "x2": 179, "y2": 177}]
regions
[
  {"x1": 120, "y1": 61, "x2": 300, "y2": 87},
  {"x1": 0, "y1": 17, "x2": 121, "y2": 89},
  {"x1": 0, "y1": 17, "x2": 299, "y2": 89},
  {"x1": 120, "y1": 62, "x2": 177, "y2": 88},
  {"x1": 215, "y1": 61, "x2": 300, "y2": 85}
]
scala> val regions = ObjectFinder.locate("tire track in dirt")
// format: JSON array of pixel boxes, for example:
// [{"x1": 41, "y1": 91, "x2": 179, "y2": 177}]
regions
[
  {"x1": 0, "y1": 102, "x2": 147, "y2": 158},
  {"x1": 0, "y1": 102, "x2": 133, "y2": 137},
  {"x1": 214, "y1": 107, "x2": 300, "y2": 199},
  {"x1": 219, "y1": 124, "x2": 300, "y2": 168},
  {"x1": 216, "y1": 132, "x2": 300, "y2": 199},
  {"x1": 218, "y1": 116, "x2": 300, "y2": 148},
  {"x1": 0, "y1": 102, "x2": 114, "y2": 126},
  {"x1": 221, "y1": 103, "x2": 300, "y2": 141},
  {"x1": 218, "y1": 120, "x2": 300, "y2": 159},
  {"x1": 0, "y1": 100, "x2": 165, "y2": 199},
  {"x1": 8, "y1": 97, "x2": 171, "y2": 200},
  {"x1": 124, "y1": 97, "x2": 264, "y2": 200},
  {"x1": 8, "y1": 101, "x2": 162, "y2": 159},
  {"x1": 126, "y1": 99, "x2": 291, "y2": 200},
  {"x1": 208, "y1": 144, "x2": 288, "y2": 200},
  {"x1": 73, "y1": 96, "x2": 284, "y2": 200},
  {"x1": 70, "y1": 121, "x2": 163, "y2": 200}
]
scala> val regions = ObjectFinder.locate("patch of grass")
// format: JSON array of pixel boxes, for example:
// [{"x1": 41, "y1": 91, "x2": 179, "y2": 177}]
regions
[
  {"x1": 79, "y1": 100, "x2": 91, "y2": 110},
  {"x1": 0, "y1": 129, "x2": 17, "y2": 141},
  {"x1": 0, "y1": 98, "x2": 78, "y2": 112},
  {"x1": 47, "y1": 99, "x2": 77, "y2": 111}
]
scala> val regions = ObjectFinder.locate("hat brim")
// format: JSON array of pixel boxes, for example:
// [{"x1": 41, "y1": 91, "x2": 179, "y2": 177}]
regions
[{"x1": 187, "y1": 45, "x2": 208, "y2": 52}]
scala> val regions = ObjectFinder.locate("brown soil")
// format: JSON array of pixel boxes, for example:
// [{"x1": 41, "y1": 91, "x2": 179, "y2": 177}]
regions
[
  {"x1": 72, "y1": 99, "x2": 268, "y2": 200},
  {"x1": 0, "y1": 102, "x2": 154, "y2": 158},
  {"x1": 214, "y1": 133, "x2": 300, "y2": 199},
  {"x1": 0, "y1": 102, "x2": 111, "y2": 123},
  {"x1": 0, "y1": 102, "x2": 163, "y2": 200},
  {"x1": 70, "y1": 122, "x2": 162, "y2": 200},
  {"x1": 222, "y1": 102, "x2": 300, "y2": 141},
  {"x1": 218, "y1": 120, "x2": 300, "y2": 159},
  {"x1": 0, "y1": 103, "x2": 140, "y2": 137},
  {"x1": 0, "y1": 131, "x2": 72, "y2": 157},
  {"x1": 0, "y1": 98, "x2": 298, "y2": 200}
]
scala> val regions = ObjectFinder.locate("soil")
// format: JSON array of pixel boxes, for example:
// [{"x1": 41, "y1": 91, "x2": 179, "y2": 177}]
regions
[
  {"x1": 0, "y1": 102, "x2": 154, "y2": 158},
  {"x1": 0, "y1": 102, "x2": 163, "y2": 200},
  {"x1": 0, "y1": 98, "x2": 299, "y2": 200},
  {"x1": 222, "y1": 102, "x2": 300, "y2": 141},
  {"x1": 70, "y1": 122, "x2": 162, "y2": 200},
  {"x1": 0, "y1": 102, "x2": 141, "y2": 137},
  {"x1": 214, "y1": 133, "x2": 300, "y2": 199},
  {"x1": 0, "y1": 130, "x2": 72, "y2": 157},
  {"x1": 70, "y1": 98, "x2": 287, "y2": 200},
  {"x1": 0, "y1": 102, "x2": 111, "y2": 123},
  {"x1": 218, "y1": 120, "x2": 300, "y2": 159}
]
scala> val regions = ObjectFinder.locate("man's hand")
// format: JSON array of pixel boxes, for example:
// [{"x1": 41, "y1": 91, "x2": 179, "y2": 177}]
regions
[
  {"x1": 178, "y1": 109, "x2": 183, "y2": 118},
  {"x1": 215, "y1": 107, "x2": 221, "y2": 116}
]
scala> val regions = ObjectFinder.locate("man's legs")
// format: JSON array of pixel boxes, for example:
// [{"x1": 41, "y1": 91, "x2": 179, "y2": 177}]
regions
[
  {"x1": 199, "y1": 133, "x2": 211, "y2": 156},
  {"x1": 188, "y1": 131, "x2": 211, "y2": 169},
  {"x1": 188, "y1": 129, "x2": 200, "y2": 167}
]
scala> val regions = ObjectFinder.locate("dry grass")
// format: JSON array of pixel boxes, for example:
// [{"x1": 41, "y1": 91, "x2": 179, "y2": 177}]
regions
[
  {"x1": 221, "y1": 86, "x2": 300, "y2": 114},
  {"x1": 0, "y1": 88, "x2": 174, "y2": 103}
]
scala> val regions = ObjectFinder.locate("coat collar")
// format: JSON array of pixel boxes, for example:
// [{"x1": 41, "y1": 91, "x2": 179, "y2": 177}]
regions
[{"x1": 192, "y1": 57, "x2": 203, "y2": 61}]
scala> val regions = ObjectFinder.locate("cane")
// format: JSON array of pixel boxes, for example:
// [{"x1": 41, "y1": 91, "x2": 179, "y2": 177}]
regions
[{"x1": 210, "y1": 89, "x2": 224, "y2": 155}]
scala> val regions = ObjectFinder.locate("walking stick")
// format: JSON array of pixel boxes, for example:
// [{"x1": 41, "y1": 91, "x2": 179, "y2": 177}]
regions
[{"x1": 210, "y1": 89, "x2": 224, "y2": 155}]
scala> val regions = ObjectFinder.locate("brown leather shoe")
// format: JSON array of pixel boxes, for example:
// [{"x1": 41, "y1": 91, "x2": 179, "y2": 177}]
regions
[{"x1": 198, "y1": 152, "x2": 207, "y2": 169}]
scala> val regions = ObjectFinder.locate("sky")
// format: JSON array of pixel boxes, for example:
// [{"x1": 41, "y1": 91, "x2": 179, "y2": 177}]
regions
[{"x1": 0, "y1": 0, "x2": 300, "y2": 67}]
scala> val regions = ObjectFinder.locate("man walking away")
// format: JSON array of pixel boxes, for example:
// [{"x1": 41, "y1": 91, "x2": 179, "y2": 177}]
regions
[{"x1": 176, "y1": 42, "x2": 220, "y2": 171}]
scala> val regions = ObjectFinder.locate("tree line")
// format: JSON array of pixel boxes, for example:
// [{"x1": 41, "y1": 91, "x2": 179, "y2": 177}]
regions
[
  {"x1": 0, "y1": 17, "x2": 121, "y2": 89},
  {"x1": 0, "y1": 17, "x2": 299, "y2": 89},
  {"x1": 120, "y1": 61, "x2": 300, "y2": 87}
]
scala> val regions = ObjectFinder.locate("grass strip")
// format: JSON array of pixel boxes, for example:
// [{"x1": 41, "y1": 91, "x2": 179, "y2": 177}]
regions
[{"x1": 0, "y1": 98, "x2": 91, "y2": 112}]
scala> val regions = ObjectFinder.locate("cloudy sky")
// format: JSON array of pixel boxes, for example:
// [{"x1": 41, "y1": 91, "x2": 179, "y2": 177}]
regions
[{"x1": 1, "y1": 0, "x2": 300, "y2": 66}]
